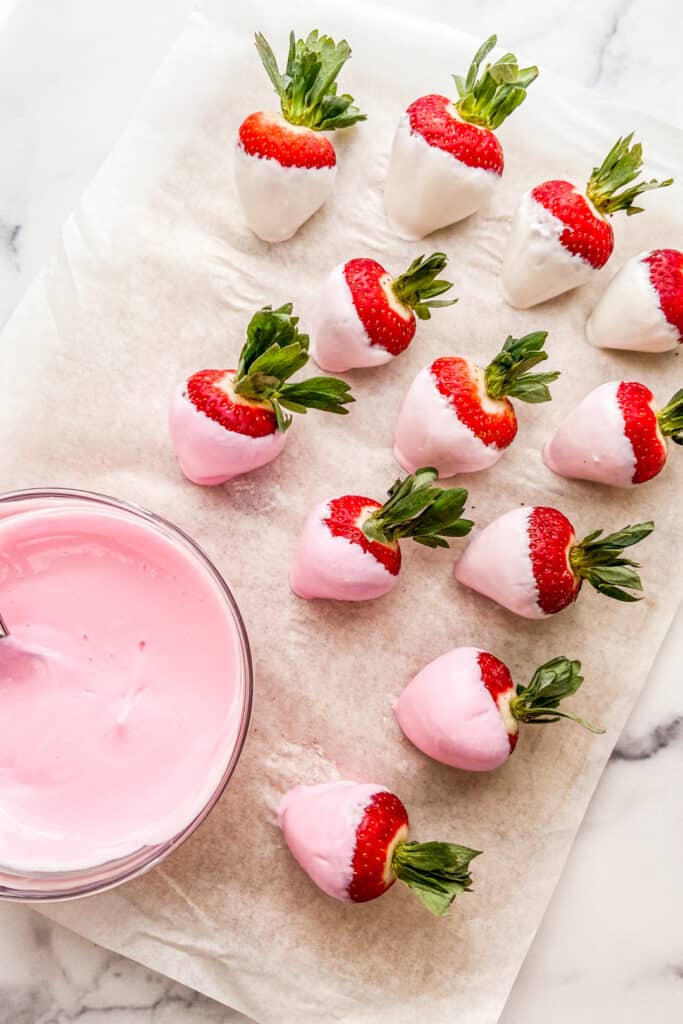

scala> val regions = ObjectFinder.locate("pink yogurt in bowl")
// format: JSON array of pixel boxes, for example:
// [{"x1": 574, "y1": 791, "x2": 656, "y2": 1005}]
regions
[{"x1": 0, "y1": 489, "x2": 252, "y2": 900}]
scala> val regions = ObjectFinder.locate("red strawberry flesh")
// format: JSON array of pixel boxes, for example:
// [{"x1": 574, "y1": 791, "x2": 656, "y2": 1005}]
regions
[
  {"x1": 186, "y1": 369, "x2": 277, "y2": 438},
  {"x1": 325, "y1": 495, "x2": 401, "y2": 576},
  {"x1": 477, "y1": 651, "x2": 518, "y2": 751},
  {"x1": 407, "y1": 94, "x2": 504, "y2": 174},
  {"x1": 616, "y1": 381, "x2": 667, "y2": 484},
  {"x1": 531, "y1": 180, "x2": 614, "y2": 269},
  {"x1": 344, "y1": 259, "x2": 416, "y2": 356},
  {"x1": 527, "y1": 506, "x2": 579, "y2": 615},
  {"x1": 348, "y1": 790, "x2": 409, "y2": 903},
  {"x1": 238, "y1": 111, "x2": 336, "y2": 169},
  {"x1": 431, "y1": 356, "x2": 517, "y2": 449},
  {"x1": 643, "y1": 249, "x2": 683, "y2": 341}
]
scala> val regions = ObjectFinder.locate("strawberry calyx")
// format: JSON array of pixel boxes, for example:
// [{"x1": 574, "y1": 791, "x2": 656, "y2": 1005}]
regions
[
  {"x1": 509, "y1": 657, "x2": 603, "y2": 733},
  {"x1": 568, "y1": 522, "x2": 654, "y2": 602},
  {"x1": 254, "y1": 30, "x2": 366, "y2": 132},
  {"x1": 657, "y1": 387, "x2": 683, "y2": 444},
  {"x1": 233, "y1": 303, "x2": 354, "y2": 431},
  {"x1": 586, "y1": 134, "x2": 674, "y2": 217},
  {"x1": 484, "y1": 331, "x2": 559, "y2": 403},
  {"x1": 362, "y1": 467, "x2": 474, "y2": 549},
  {"x1": 453, "y1": 34, "x2": 538, "y2": 131},
  {"x1": 390, "y1": 253, "x2": 458, "y2": 321},
  {"x1": 392, "y1": 841, "x2": 480, "y2": 916}
]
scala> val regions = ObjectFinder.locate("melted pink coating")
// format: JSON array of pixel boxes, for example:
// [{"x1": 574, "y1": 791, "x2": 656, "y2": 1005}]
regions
[
  {"x1": 543, "y1": 381, "x2": 637, "y2": 487},
  {"x1": 169, "y1": 387, "x2": 287, "y2": 485},
  {"x1": 0, "y1": 502, "x2": 241, "y2": 872},
  {"x1": 278, "y1": 781, "x2": 386, "y2": 901},
  {"x1": 455, "y1": 507, "x2": 545, "y2": 618},
  {"x1": 289, "y1": 500, "x2": 398, "y2": 602},
  {"x1": 394, "y1": 647, "x2": 516, "y2": 771}
]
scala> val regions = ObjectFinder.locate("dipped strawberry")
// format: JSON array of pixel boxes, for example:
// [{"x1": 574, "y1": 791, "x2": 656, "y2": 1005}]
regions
[
  {"x1": 502, "y1": 134, "x2": 673, "y2": 308},
  {"x1": 311, "y1": 253, "x2": 456, "y2": 372},
  {"x1": 544, "y1": 381, "x2": 683, "y2": 487},
  {"x1": 169, "y1": 303, "x2": 353, "y2": 485},
  {"x1": 394, "y1": 331, "x2": 558, "y2": 477},
  {"x1": 235, "y1": 30, "x2": 366, "y2": 242},
  {"x1": 395, "y1": 648, "x2": 602, "y2": 772},
  {"x1": 279, "y1": 780, "x2": 480, "y2": 915},
  {"x1": 455, "y1": 506, "x2": 653, "y2": 618},
  {"x1": 384, "y1": 35, "x2": 538, "y2": 240},
  {"x1": 587, "y1": 248, "x2": 683, "y2": 353},
  {"x1": 289, "y1": 467, "x2": 473, "y2": 601}
]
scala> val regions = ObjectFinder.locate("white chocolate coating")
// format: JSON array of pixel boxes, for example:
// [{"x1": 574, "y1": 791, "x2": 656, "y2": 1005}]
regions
[
  {"x1": 454, "y1": 506, "x2": 545, "y2": 619},
  {"x1": 234, "y1": 132, "x2": 336, "y2": 244},
  {"x1": 394, "y1": 646, "x2": 516, "y2": 772},
  {"x1": 393, "y1": 364, "x2": 505, "y2": 477},
  {"x1": 543, "y1": 381, "x2": 637, "y2": 487},
  {"x1": 310, "y1": 263, "x2": 394, "y2": 372},
  {"x1": 289, "y1": 500, "x2": 398, "y2": 602},
  {"x1": 384, "y1": 113, "x2": 500, "y2": 241},
  {"x1": 169, "y1": 387, "x2": 287, "y2": 485},
  {"x1": 278, "y1": 781, "x2": 387, "y2": 901},
  {"x1": 502, "y1": 190, "x2": 597, "y2": 309},
  {"x1": 586, "y1": 252, "x2": 681, "y2": 353}
]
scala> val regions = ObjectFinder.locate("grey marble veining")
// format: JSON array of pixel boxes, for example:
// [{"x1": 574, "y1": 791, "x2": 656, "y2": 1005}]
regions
[{"x1": 0, "y1": 1, "x2": 681, "y2": 1021}]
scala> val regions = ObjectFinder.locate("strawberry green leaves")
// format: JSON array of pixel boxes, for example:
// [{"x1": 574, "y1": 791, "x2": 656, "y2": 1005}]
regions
[
  {"x1": 484, "y1": 331, "x2": 559, "y2": 403},
  {"x1": 586, "y1": 134, "x2": 674, "y2": 217},
  {"x1": 234, "y1": 304, "x2": 354, "y2": 431},
  {"x1": 255, "y1": 30, "x2": 366, "y2": 132},
  {"x1": 657, "y1": 387, "x2": 683, "y2": 444},
  {"x1": 362, "y1": 467, "x2": 474, "y2": 548},
  {"x1": 569, "y1": 521, "x2": 655, "y2": 602},
  {"x1": 509, "y1": 657, "x2": 604, "y2": 733},
  {"x1": 391, "y1": 253, "x2": 458, "y2": 321},
  {"x1": 453, "y1": 34, "x2": 538, "y2": 131},
  {"x1": 392, "y1": 841, "x2": 481, "y2": 916}
]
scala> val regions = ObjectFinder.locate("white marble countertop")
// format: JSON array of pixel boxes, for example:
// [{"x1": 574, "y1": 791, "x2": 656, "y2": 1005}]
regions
[{"x1": 0, "y1": 1, "x2": 682, "y2": 1020}]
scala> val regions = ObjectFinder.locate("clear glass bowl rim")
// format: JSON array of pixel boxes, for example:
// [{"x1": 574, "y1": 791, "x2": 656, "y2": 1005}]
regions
[{"x1": 0, "y1": 487, "x2": 254, "y2": 902}]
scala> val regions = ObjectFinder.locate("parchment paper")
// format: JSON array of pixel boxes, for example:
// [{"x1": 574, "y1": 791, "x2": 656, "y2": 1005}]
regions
[{"x1": 1, "y1": 1, "x2": 682, "y2": 1021}]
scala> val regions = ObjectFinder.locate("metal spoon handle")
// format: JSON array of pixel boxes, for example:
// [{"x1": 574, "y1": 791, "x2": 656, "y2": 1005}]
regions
[{"x1": 0, "y1": 613, "x2": 9, "y2": 639}]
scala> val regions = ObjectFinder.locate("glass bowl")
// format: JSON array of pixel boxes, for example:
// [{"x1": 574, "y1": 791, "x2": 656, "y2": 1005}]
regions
[{"x1": 0, "y1": 488, "x2": 253, "y2": 901}]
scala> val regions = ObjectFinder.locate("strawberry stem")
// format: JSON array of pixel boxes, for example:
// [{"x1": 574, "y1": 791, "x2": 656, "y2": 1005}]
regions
[
  {"x1": 362, "y1": 468, "x2": 474, "y2": 548},
  {"x1": 484, "y1": 331, "x2": 559, "y2": 403},
  {"x1": 585, "y1": 134, "x2": 674, "y2": 217},
  {"x1": 453, "y1": 34, "x2": 538, "y2": 130},
  {"x1": 233, "y1": 304, "x2": 354, "y2": 431},
  {"x1": 392, "y1": 841, "x2": 480, "y2": 916},
  {"x1": 509, "y1": 657, "x2": 604, "y2": 733},
  {"x1": 254, "y1": 30, "x2": 366, "y2": 131},
  {"x1": 568, "y1": 522, "x2": 654, "y2": 602},
  {"x1": 657, "y1": 387, "x2": 683, "y2": 444},
  {"x1": 390, "y1": 253, "x2": 457, "y2": 321}
]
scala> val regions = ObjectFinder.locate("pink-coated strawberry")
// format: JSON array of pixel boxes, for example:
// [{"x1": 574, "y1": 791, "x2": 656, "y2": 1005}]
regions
[
  {"x1": 587, "y1": 248, "x2": 683, "y2": 353},
  {"x1": 289, "y1": 468, "x2": 473, "y2": 602},
  {"x1": 235, "y1": 31, "x2": 365, "y2": 242},
  {"x1": 169, "y1": 304, "x2": 353, "y2": 485},
  {"x1": 455, "y1": 505, "x2": 653, "y2": 619},
  {"x1": 278, "y1": 780, "x2": 480, "y2": 915},
  {"x1": 394, "y1": 331, "x2": 559, "y2": 477},
  {"x1": 395, "y1": 648, "x2": 602, "y2": 772},
  {"x1": 544, "y1": 380, "x2": 683, "y2": 487},
  {"x1": 385, "y1": 35, "x2": 538, "y2": 239},
  {"x1": 311, "y1": 253, "x2": 456, "y2": 373},
  {"x1": 502, "y1": 134, "x2": 674, "y2": 309}
]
